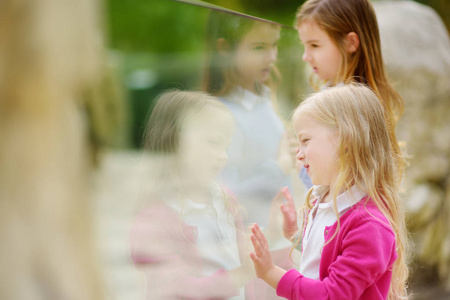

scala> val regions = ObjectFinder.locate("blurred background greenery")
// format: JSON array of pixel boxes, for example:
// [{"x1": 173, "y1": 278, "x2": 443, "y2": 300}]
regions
[
  {"x1": 105, "y1": 0, "x2": 449, "y2": 149},
  {"x1": 106, "y1": 0, "x2": 302, "y2": 148}
]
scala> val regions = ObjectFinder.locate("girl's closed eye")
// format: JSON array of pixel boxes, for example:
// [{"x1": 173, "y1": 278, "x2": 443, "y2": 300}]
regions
[
  {"x1": 252, "y1": 43, "x2": 265, "y2": 51},
  {"x1": 304, "y1": 42, "x2": 319, "y2": 49},
  {"x1": 207, "y1": 139, "x2": 221, "y2": 147},
  {"x1": 207, "y1": 137, "x2": 230, "y2": 150}
]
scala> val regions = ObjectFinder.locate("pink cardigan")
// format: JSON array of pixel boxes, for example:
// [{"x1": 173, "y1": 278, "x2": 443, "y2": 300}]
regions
[
  {"x1": 276, "y1": 197, "x2": 397, "y2": 300},
  {"x1": 130, "y1": 200, "x2": 250, "y2": 299}
]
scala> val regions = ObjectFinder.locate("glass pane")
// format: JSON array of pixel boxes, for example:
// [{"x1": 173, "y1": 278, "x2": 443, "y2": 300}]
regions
[{"x1": 102, "y1": 0, "x2": 307, "y2": 299}]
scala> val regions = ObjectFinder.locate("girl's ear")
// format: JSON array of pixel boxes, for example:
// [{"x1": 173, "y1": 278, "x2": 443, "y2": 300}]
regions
[
  {"x1": 216, "y1": 38, "x2": 230, "y2": 56},
  {"x1": 346, "y1": 32, "x2": 360, "y2": 54}
]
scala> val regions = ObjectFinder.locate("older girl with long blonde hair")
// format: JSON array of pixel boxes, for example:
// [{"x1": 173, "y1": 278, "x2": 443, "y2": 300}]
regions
[
  {"x1": 296, "y1": 0, "x2": 405, "y2": 186},
  {"x1": 250, "y1": 84, "x2": 409, "y2": 300}
]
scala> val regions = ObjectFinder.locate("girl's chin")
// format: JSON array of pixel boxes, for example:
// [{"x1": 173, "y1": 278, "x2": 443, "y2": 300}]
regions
[
  {"x1": 315, "y1": 74, "x2": 327, "y2": 81},
  {"x1": 181, "y1": 174, "x2": 217, "y2": 188},
  {"x1": 200, "y1": 173, "x2": 220, "y2": 185},
  {"x1": 260, "y1": 70, "x2": 271, "y2": 79}
]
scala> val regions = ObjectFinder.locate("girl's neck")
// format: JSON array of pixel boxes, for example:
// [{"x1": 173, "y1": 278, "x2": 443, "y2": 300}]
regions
[
  {"x1": 323, "y1": 182, "x2": 347, "y2": 203},
  {"x1": 240, "y1": 82, "x2": 257, "y2": 94},
  {"x1": 321, "y1": 189, "x2": 332, "y2": 203},
  {"x1": 239, "y1": 80, "x2": 264, "y2": 95},
  {"x1": 179, "y1": 184, "x2": 212, "y2": 205}
]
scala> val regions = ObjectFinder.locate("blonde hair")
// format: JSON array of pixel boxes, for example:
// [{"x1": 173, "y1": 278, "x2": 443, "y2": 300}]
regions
[
  {"x1": 296, "y1": 0, "x2": 405, "y2": 180},
  {"x1": 293, "y1": 84, "x2": 408, "y2": 299}
]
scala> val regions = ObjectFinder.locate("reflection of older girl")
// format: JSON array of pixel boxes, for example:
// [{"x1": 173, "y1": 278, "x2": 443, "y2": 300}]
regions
[
  {"x1": 202, "y1": 11, "x2": 296, "y2": 231},
  {"x1": 202, "y1": 12, "x2": 296, "y2": 300}
]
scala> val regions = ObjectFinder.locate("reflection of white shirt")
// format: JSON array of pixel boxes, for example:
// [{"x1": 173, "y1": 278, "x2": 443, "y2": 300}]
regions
[
  {"x1": 226, "y1": 85, "x2": 267, "y2": 111},
  {"x1": 300, "y1": 185, "x2": 366, "y2": 279},
  {"x1": 169, "y1": 185, "x2": 244, "y2": 299},
  {"x1": 219, "y1": 86, "x2": 290, "y2": 227}
]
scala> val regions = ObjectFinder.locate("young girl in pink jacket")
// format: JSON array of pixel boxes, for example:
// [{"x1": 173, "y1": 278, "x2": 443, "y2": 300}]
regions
[{"x1": 250, "y1": 84, "x2": 409, "y2": 299}]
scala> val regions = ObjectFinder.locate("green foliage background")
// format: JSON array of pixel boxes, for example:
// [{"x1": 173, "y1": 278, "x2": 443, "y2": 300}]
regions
[{"x1": 105, "y1": 0, "x2": 449, "y2": 148}]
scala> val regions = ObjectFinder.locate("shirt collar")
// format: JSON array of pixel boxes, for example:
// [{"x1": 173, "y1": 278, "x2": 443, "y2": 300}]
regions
[
  {"x1": 168, "y1": 184, "x2": 221, "y2": 215},
  {"x1": 320, "y1": 81, "x2": 344, "y2": 91},
  {"x1": 312, "y1": 184, "x2": 367, "y2": 213},
  {"x1": 226, "y1": 85, "x2": 271, "y2": 111}
]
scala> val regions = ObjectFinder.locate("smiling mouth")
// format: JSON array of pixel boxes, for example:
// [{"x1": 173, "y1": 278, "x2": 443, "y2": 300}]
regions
[{"x1": 304, "y1": 164, "x2": 310, "y2": 173}]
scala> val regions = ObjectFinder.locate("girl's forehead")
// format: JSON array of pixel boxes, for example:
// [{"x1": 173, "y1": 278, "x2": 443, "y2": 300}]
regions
[
  {"x1": 298, "y1": 19, "x2": 328, "y2": 41},
  {"x1": 293, "y1": 110, "x2": 313, "y2": 128},
  {"x1": 183, "y1": 108, "x2": 233, "y2": 129},
  {"x1": 293, "y1": 107, "x2": 310, "y2": 119},
  {"x1": 181, "y1": 110, "x2": 234, "y2": 144}
]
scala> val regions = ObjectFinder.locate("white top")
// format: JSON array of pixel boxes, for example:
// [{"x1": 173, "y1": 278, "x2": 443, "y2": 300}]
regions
[
  {"x1": 168, "y1": 185, "x2": 244, "y2": 299},
  {"x1": 299, "y1": 185, "x2": 367, "y2": 279},
  {"x1": 218, "y1": 85, "x2": 290, "y2": 227}
]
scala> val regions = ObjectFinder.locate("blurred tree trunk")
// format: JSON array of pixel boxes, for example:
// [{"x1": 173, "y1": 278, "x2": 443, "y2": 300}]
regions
[{"x1": 0, "y1": 0, "x2": 105, "y2": 299}]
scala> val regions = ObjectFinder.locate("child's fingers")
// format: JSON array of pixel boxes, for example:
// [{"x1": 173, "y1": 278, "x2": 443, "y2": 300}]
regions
[
  {"x1": 250, "y1": 252, "x2": 262, "y2": 267},
  {"x1": 251, "y1": 225, "x2": 263, "y2": 247},
  {"x1": 282, "y1": 187, "x2": 294, "y2": 203},
  {"x1": 271, "y1": 189, "x2": 284, "y2": 205},
  {"x1": 281, "y1": 204, "x2": 293, "y2": 222},
  {"x1": 280, "y1": 203, "x2": 289, "y2": 217},
  {"x1": 281, "y1": 204, "x2": 296, "y2": 227},
  {"x1": 250, "y1": 234, "x2": 263, "y2": 257},
  {"x1": 281, "y1": 203, "x2": 295, "y2": 219},
  {"x1": 252, "y1": 224, "x2": 261, "y2": 246},
  {"x1": 250, "y1": 224, "x2": 263, "y2": 246},
  {"x1": 282, "y1": 187, "x2": 295, "y2": 209},
  {"x1": 252, "y1": 223, "x2": 268, "y2": 249}
]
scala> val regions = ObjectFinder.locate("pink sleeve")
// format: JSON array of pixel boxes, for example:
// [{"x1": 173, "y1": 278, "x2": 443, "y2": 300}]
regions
[{"x1": 276, "y1": 217, "x2": 397, "y2": 300}]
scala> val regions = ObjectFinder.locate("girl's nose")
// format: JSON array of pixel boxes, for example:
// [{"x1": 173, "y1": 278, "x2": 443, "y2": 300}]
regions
[
  {"x1": 269, "y1": 48, "x2": 278, "y2": 63},
  {"x1": 218, "y1": 149, "x2": 228, "y2": 162},
  {"x1": 266, "y1": 47, "x2": 278, "y2": 64},
  {"x1": 296, "y1": 148, "x2": 304, "y2": 161},
  {"x1": 302, "y1": 50, "x2": 311, "y2": 63}
]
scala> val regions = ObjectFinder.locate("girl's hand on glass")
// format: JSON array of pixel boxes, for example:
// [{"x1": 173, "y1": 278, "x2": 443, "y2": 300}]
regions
[
  {"x1": 250, "y1": 223, "x2": 275, "y2": 280},
  {"x1": 280, "y1": 187, "x2": 298, "y2": 240}
]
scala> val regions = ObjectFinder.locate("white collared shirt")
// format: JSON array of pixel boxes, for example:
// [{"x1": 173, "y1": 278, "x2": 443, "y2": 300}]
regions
[
  {"x1": 299, "y1": 185, "x2": 367, "y2": 279},
  {"x1": 225, "y1": 85, "x2": 271, "y2": 111},
  {"x1": 168, "y1": 185, "x2": 244, "y2": 299}
]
